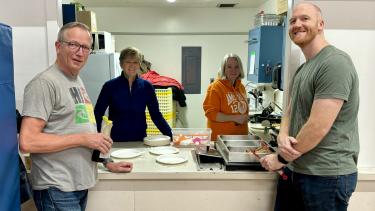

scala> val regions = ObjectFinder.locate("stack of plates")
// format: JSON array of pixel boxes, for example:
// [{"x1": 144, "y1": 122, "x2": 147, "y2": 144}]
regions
[{"x1": 144, "y1": 135, "x2": 171, "y2": 146}]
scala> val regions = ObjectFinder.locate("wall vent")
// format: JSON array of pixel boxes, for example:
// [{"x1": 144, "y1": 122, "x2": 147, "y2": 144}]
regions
[{"x1": 216, "y1": 3, "x2": 237, "y2": 8}]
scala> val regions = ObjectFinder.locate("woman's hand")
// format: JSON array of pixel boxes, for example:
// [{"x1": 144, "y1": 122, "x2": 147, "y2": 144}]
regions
[{"x1": 234, "y1": 114, "x2": 249, "y2": 124}]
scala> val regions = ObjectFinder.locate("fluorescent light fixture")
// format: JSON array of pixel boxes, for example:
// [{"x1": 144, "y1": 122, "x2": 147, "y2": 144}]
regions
[{"x1": 166, "y1": 0, "x2": 176, "y2": 3}]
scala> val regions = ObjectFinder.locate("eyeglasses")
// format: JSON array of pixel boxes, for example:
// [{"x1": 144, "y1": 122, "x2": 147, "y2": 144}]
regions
[{"x1": 60, "y1": 40, "x2": 92, "y2": 54}]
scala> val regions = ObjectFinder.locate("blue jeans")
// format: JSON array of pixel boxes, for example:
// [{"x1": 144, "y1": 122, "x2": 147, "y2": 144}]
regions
[
  {"x1": 33, "y1": 187, "x2": 88, "y2": 211},
  {"x1": 274, "y1": 167, "x2": 357, "y2": 211}
]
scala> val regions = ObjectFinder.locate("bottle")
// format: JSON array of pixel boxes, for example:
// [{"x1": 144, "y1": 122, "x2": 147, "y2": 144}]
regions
[{"x1": 92, "y1": 116, "x2": 113, "y2": 162}]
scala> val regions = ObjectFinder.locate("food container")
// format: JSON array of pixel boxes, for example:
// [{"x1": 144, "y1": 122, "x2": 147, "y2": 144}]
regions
[
  {"x1": 172, "y1": 128, "x2": 212, "y2": 152},
  {"x1": 216, "y1": 135, "x2": 275, "y2": 163}
]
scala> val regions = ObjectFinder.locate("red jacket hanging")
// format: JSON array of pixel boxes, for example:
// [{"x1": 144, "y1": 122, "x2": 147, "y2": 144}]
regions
[{"x1": 141, "y1": 70, "x2": 184, "y2": 90}]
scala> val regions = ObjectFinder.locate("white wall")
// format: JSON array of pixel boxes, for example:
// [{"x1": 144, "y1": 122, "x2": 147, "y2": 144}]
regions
[
  {"x1": 92, "y1": 7, "x2": 256, "y2": 33},
  {"x1": 12, "y1": 27, "x2": 49, "y2": 110},
  {"x1": 325, "y1": 29, "x2": 375, "y2": 167},
  {"x1": 115, "y1": 34, "x2": 247, "y2": 127},
  {"x1": 257, "y1": 0, "x2": 278, "y2": 14},
  {"x1": 0, "y1": 0, "x2": 61, "y2": 110},
  {"x1": 90, "y1": 7, "x2": 257, "y2": 128}
]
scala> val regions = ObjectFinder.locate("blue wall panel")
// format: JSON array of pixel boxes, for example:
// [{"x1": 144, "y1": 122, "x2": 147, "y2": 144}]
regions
[{"x1": 0, "y1": 23, "x2": 20, "y2": 211}]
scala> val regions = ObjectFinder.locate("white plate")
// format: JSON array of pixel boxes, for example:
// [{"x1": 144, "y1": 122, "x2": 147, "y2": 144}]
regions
[
  {"x1": 144, "y1": 135, "x2": 171, "y2": 146},
  {"x1": 111, "y1": 149, "x2": 144, "y2": 159},
  {"x1": 156, "y1": 154, "x2": 187, "y2": 165},
  {"x1": 149, "y1": 146, "x2": 179, "y2": 155}
]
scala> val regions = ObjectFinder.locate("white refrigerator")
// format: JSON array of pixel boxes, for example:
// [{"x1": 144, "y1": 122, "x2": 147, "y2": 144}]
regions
[{"x1": 80, "y1": 53, "x2": 122, "y2": 106}]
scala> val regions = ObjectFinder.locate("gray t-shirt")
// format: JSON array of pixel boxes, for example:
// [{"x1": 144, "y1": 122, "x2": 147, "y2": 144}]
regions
[
  {"x1": 22, "y1": 64, "x2": 98, "y2": 191},
  {"x1": 288, "y1": 45, "x2": 359, "y2": 176}
]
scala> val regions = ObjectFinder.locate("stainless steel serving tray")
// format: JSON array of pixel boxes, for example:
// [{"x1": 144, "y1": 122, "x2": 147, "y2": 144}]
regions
[{"x1": 216, "y1": 135, "x2": 275, "y2": 163}]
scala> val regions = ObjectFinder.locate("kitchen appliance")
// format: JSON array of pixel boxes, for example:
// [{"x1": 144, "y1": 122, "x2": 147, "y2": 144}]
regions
[
  {"x1": 247, "y1": 26, "x2": 284, "y2": 84},
  {"x1": 216, "y1": 135, "x2": 275, "y2": 171},
  {"x1": 91, "y1": 31, "x2": 113, "y2": 53},
  {"x1": 249, "y1": 104, "x2": 282, "y2": 124},
  {"x1": 80, "y1": 52, "x2": 121, "y2": 106}
]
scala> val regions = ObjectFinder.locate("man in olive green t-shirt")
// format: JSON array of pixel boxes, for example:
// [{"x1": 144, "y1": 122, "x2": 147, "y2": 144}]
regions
[{"x1": 260, "y1": 3, "x2": 359, "y2": 211}]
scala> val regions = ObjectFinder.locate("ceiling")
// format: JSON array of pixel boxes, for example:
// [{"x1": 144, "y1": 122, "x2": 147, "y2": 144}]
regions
[{"x1": 75, "y1": 0, "x2": 267, "y2": 8}]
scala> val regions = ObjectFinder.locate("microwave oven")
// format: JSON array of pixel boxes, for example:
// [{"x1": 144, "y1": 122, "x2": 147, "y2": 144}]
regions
[{"x1": 91, "y1": 31, "x2": 114, "y2": 53}]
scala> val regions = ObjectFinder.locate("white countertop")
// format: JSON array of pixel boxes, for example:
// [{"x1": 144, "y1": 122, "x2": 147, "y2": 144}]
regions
[
  {"x1": 98, "y1": 143, "x2": 276, "y2": 180},
  {"x1": 97, "y1": 142, "x2": 375, "y2": 181},
  {"x1": 100, "y1": 147, "x2": 198, "y2": 173}
]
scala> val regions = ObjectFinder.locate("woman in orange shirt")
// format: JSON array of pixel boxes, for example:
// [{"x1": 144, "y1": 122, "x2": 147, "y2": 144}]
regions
[{"x1": 203, "y1": 54, "x2": 249, "y2": 141}]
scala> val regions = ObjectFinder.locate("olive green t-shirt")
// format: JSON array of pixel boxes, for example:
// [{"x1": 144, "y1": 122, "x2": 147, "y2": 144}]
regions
[{"x1": 288, "y1": 45, "x2": 359, "y2": 176}]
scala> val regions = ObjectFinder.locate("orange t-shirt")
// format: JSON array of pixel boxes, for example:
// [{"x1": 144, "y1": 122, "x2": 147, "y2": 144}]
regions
[{"x1": 203, "y1": 79, "x2": 249, "y2": 141}]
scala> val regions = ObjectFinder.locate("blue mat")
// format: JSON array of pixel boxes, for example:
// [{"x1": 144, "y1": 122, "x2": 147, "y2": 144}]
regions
[{"x1": 0, "y1": 22, "x2": 20, "y2": 211}]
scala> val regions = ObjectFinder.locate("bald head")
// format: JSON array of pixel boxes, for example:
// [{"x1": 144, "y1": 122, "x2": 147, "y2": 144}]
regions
[
  {"x1": 294, "y1": 2, "x2": 323, "y2": 22},
  {"x1": 289, "y1": 2, "x2": 328, "y2": 57}
]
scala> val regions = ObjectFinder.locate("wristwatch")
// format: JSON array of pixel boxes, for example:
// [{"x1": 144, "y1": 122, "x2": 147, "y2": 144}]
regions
[
  {"x1": 102, "y1": 158, "x2": 114, "y2": 167},
  {"x1": 277, "y1": 154, "x2": 289, "y2": 165}
]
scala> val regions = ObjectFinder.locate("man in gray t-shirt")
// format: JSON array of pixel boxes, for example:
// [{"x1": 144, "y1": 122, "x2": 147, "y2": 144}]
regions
[
  {"x1": 20, "y1": 22, "x2": 132, "y2": 211},
  {"x1": 259, "y1": 3, "x2": 359, "y2": 211}
]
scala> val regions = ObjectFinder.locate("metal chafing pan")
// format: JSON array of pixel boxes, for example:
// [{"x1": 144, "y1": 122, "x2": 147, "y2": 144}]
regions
[{"x1": 216, "y1": 135, "x2": 275, "y2": 163}]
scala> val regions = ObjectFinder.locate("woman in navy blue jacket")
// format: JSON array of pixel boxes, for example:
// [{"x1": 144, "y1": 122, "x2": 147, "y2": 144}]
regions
[{"x1": 94, "y1": 47, "x2": 172, "y2": 142}]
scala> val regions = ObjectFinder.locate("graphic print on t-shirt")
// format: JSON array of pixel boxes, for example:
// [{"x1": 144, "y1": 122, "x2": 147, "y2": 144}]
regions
[
  {"x1": 69, "y1": 87, "x2": 96, "y2": 124},
  {"x1": 226, "y1": 92, "x2": 247, "y2": 114}
]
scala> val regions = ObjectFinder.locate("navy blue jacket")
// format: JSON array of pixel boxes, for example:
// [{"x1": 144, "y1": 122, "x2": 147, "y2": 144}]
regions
[{"x1": 94, "y1": 73, "x2": 172, "y2": 142}]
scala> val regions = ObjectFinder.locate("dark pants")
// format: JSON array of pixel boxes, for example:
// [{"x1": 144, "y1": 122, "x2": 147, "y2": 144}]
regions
[
  {"x1": 33, "y1": 187, "x2": 88, "y2": 211},
  {"x1": 274, "y1": 167, "x2": 357, "y2": 211}
]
